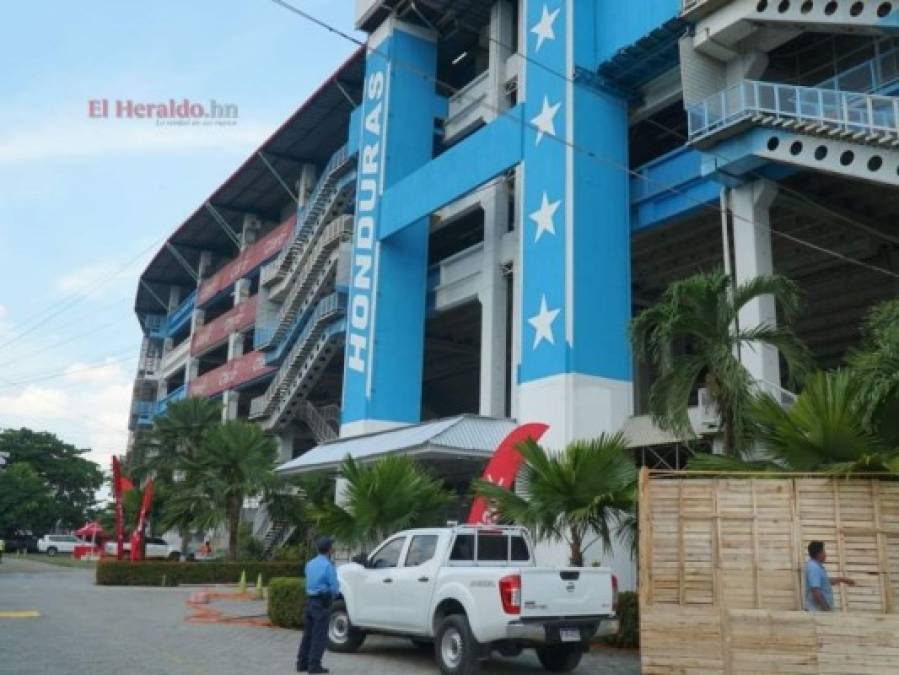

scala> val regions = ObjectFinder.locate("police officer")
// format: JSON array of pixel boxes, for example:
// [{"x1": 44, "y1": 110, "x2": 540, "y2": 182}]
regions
[{"x1": 297, "y1": 536, "x2": 338, "y2": 673}]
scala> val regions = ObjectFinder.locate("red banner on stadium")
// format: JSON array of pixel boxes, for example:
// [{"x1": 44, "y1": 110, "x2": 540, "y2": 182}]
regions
[
  {"x1": 466, "y1": 423, "x2": 549, "y2": 525},
  {"x1": 188, "y1": 350, "x2": 275, "y2": 398},
  {"x1": 197, "y1": 215, "x2": 294, "y2": 305},
  {"x1": 190, "y1": 295, "x2": 258, "y2": 355}
]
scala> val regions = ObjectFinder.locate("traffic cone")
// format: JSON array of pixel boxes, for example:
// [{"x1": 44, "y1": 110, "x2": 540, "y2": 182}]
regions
[
  {"x1": 238, "y1": 570, "x2": 247, "y2": 594},
  {"x1": 254, "y1": 573, "x2": 264, "y2": 599}
]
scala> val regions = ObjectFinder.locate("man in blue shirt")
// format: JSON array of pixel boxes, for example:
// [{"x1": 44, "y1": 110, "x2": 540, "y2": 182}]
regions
[
  {"x1": 298, "y1": 536, "x2": 339, "y2": 673},
  {"x1": 805, "y1": 540, "x2": 854, "y2": 611}
]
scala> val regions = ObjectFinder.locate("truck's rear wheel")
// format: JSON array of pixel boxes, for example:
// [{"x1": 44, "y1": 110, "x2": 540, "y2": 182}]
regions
[
  {"x1": 435, "y1": 614, "x2": 480, "y2": 675},
  {"x1": 327, "y1": 600, "x2": 366, "y2": 653},
  {"x1": 536, "y1": 644, "x2": 583, "y2": 673}
]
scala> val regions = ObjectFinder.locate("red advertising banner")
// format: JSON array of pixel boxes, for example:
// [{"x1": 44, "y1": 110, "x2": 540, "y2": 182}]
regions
[
  {"x1": 188, "y1": 350, "x2": 275, "y2": 398},
  {"x1": 190, "y1": 295, "x2": 258, "y2": 356},
  {"x1": 466, "y1": 423, "x2": 549, "y2": 525},
  {"x1": 130, "y1": 480, "x2": 154, "y2": 562},
  {"x1": 197, "y1": 215, "x2": 295, "y2": 306}
]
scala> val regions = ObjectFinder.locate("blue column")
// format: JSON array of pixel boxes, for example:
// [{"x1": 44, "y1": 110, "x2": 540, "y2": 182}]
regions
[
  {"x1": 341, "y1": 20, "x2": 437, "y2": 434},
  {"x1": 518, "y1": 0, "x2": 633, "y2": 446}
]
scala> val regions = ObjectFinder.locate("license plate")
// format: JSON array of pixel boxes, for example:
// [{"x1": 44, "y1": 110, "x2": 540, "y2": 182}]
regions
[{"x1": 560, "y1": 628, "x2": 580, "y2": 642}]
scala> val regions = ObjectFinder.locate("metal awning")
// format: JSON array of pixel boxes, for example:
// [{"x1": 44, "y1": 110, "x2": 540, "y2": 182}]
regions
[
  {"x1": 276, "y1": 414, "x2": 517, "y2": 476},
  {"x1": 134, "y1": 48, "x2": 365, "y2": 321},
  {"x1": 595, "y1": 18, "x2": 687, "y2": 95}
]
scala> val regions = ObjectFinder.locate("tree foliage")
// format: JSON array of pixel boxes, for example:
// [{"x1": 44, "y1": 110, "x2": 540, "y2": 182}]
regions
[
  {"x1": 629, "y1": 270, "x2": 811, "y2": 456},
  {"x1": 847, "y1": 299, "x2": 899, "y2": 431},
  {"x1": 0, "y1": 428, "x2": 103, "y2": 532},
  {"x1": 690, "y1": 370, "x2": 899, "y2": 475},
  {"x1": 312, "y1": 455, "x2": 454, "y2": 550},
  {"x1": 474, "y1": 434, "x2": 637, "y2": 566}
]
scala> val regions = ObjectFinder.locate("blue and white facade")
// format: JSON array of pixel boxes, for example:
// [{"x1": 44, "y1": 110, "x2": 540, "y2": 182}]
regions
[{"x1": 134, "y1": 1, "x2": 899, "y2": 540}]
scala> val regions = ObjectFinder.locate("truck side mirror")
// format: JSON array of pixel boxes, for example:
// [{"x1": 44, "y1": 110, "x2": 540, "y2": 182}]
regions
[{"x1": 352, "y1": 552, "x2": 369, "y2": 567}]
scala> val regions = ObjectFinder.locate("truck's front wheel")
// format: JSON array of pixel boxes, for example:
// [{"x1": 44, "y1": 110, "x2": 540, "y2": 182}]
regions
[
  {"x1": 327, "y1": 600, "x2": 366, "y2": 653},
  {"x1": 536, "y1": 644, "x2": 583, "y2": 673},
  {"x1": 435, "y1": 614, "x2": 480, "y2": 675}
]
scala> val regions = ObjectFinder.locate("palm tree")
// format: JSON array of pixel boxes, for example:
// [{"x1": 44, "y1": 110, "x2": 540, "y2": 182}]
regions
[
  {"x1": 630, "y1": 270, "x2": 811, "y2": 456},
  {"x1": 191, "y1": 419, "x2": 278, "y2": 561},
  {"x1": 473, "y1": 434, "x2": 637, "y2": 567},
  {"x1": 312, "y1": 455, "x2": 454, "y2": 550},
  {"x1": 136, "y1": 398, "x2": 222, "y2": 552},
  {"x1": 690, "y1": 370, "x2": 899, "y2": 475},
  {"x1": 847, "y1": 299, "x2": 899, "y2": 430},
  {"x1": 144, "y1": 398, "x2": 222, "y2": 480}
]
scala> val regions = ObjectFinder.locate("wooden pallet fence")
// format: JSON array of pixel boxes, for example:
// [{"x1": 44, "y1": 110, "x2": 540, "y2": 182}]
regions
[{"x1": 639, "y1": 470, "x2": 899, "y2": 674}]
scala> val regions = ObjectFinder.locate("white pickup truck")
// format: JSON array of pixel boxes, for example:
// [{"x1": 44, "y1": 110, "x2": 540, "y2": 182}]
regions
[{"x1": 328, "y1": 525, "x2": 618, "y2": 675}]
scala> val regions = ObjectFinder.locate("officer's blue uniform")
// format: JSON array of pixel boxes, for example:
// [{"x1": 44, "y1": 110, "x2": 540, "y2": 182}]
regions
[{"x1": 297, "y1": 551, "x2": 339, "y2": 672}]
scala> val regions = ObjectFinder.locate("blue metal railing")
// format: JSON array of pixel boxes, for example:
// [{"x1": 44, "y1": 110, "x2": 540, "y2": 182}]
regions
[
  {"x1": 166, "y1": 291, "x2": 196, "y2": 335},
  {"x1": 155, "y1": 384, "x2": 187, "y2": 417},
  {"x1": 687, "y1": 79, "x2": 899, "y2": 141}
]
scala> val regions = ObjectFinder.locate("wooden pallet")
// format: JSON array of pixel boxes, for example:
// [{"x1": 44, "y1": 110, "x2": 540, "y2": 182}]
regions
[{"x1": 639, "y1": 470, "x2": 899, "y2": 674}]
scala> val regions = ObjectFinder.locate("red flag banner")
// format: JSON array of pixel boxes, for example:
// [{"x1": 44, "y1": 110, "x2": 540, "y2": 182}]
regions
[
  {"x1": 466, "y1": 423, "x2": 549, "y2": 525},
  {"x1": 131, "y1": 480, "x2": 154, "y2": 562}
]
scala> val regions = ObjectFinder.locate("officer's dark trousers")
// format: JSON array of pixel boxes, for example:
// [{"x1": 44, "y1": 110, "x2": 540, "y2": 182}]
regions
[{"x1": 297, "y1": 597, "x2": 330, "y2": 669}]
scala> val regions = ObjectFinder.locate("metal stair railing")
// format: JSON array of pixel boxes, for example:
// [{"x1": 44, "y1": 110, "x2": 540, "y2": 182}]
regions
[
  {"x1": 267, "y1": 172, "x2": 356, "y2": 301},
  {"x1": 688, "y1": 79, "x2": 899, "y2": 146},
  {"x1": 265, "y1": 320, "x2": 346, "y2": 430},
  {"x1": 260, "y1": 215, "x2": 354, "y2": 349},
  {"x1": 249, "y1": 294, "x2": 346, "y2": 420},
  {"x1": 301, "y1": 400, "x2": 339, "y2": 443},
  {"x1": 261, "y1": 145, "x2": 354, "y2": 288}
]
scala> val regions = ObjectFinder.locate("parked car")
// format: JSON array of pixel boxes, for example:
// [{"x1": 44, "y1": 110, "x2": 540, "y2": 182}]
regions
[
  {"x1": 37, "y1": 534, "x2": 85, "y2": 556},
  {"x1": 1, "y1": 529, "x2": 40, "y2": 553},
  {"x1": 104, "y1": 537, "x2": 181, "y2": 560},
  {"x1": 330, "y1": 525, "x2": 619, "y2": 675}
]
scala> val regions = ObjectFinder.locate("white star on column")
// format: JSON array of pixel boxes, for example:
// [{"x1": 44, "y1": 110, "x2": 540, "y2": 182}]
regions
[
  {"x1": 528, "y1": 295, "x2": 561, "y2": 350},
  {"x1": 531, "y1": 96, "x2": 560, "y2": 145},
  {"x1": 531, "y1": 4, "x2": 560, "y2": 52},
  {"x1": 529, "y1": 192, "x2": 561, "y2": 242}
]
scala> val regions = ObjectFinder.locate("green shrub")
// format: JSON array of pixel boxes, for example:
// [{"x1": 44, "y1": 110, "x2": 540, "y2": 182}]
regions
[
  {"x1": 96, "y1": 560, "x2": 300, "y2": 586},
  {"x1": 598, "y1": 591, "x2": 639, "y2": 649},
  {"x1": 268, "y1": 576, "x2": 306, "y2": 629},
  {"x1": 237, "y1": 522, "x2": 265, "y2": 561}
]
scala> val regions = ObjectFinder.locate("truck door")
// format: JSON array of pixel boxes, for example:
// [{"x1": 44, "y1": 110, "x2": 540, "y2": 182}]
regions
[
  {"x1": 393, "y1": 534, "x2": 440, "y2": 631},
  {"x1": 356, "y1": 536, "x2": 408, "y2": 629}
]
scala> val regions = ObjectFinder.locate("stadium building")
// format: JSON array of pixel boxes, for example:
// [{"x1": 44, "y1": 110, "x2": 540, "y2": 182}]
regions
[{"x1": 131, "y1": 1, "x2": 899, "y2": 568}]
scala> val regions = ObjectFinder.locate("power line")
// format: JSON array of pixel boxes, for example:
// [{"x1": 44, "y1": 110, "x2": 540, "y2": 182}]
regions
[
  {"x1": 0, "y1": 232, "x2": 169, "y2": 352},
  {"x1": 0, "y1": 351, "x2": 138, "y2": 390},
  {"x1": 264, "y1": 0, "x2": 899, "y2": 281}
]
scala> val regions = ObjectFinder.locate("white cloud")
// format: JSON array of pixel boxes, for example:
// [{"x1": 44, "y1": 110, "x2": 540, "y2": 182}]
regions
[
  {"x1": 0, "y1": 357, "x2": 132, "y2": 470},
  {"x1": 56, "y1": 263, "x2": 120, "y2": 296}
]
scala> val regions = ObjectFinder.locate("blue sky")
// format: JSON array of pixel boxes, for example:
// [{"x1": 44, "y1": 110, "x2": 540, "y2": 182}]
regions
[{"x1": 0, "y1": 1, "x2": 358, "y2": 469}]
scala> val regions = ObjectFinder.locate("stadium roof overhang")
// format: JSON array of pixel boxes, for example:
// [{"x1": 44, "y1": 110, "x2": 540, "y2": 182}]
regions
[{"x1": 134, "y1": 47, "x2": 365, "y2": 322}]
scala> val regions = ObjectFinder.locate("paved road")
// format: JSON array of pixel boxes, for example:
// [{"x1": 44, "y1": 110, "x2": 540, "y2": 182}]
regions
[{"x1": 0, "y1": 557, "x2": 639, "y2": 675}]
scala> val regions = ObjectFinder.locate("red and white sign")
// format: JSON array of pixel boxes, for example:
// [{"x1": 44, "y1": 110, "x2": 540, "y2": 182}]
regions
[
  {"x1": 191, "y1": 295, "x2": 258, "y2": 356},
  {"x1": 197, "y1": 215, "x2": 295, "y2": 305},
  {"x1": 188, "y1": 350, "x2": 275, "y2": 398},
  {"x1": 466, "y1": 423, "x2": 549, "y2": 525}
]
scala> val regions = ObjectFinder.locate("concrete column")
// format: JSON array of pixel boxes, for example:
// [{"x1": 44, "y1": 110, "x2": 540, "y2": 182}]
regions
[
  {"x1": 340, "y1": 19, "x2": 437, "y2": 437},
  {"x1": 234, "y1": 278, "x2": 251, "y2": 306},
  {"x1": 517, "y1": 1, "x2": 633, "y2": 450},
  {"x1": 240, "y1": 215, "x2": 261, "y2": 251},
  {"x1": 167, "y1": 286, "x2": 181, "y2": 314},
  {"x1": 488, "y1": 0, "x2": 514, "y2": 117},
  {"x1": 297, "y1": 164, "x2": 318, "y2": 208},
  {"x1": 729, "y1": 179, "x2": 781, "y2": 388},
  {"x1": 222, "y1": 390, "x2": 239, "y2": 421},
  {"x1": 276, "y1": 428, "x2": 296, "y2": 464},
  {"x1": 197, "y1": 250, "x2": 214, "y2": 283},
  {"x1": 478, "y1": 184, "x2": 509, "y2": 417}
]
